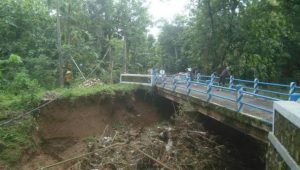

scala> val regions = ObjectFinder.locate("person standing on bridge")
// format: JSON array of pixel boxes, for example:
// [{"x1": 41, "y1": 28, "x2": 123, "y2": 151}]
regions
[{"x1": 219, "y1": 66, "x2": 231, "y2": 87}]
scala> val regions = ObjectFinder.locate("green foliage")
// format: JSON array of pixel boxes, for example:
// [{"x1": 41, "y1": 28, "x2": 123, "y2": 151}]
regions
[
  {"x1": 0, "y1": 0, "x2": 149, "y2": 167},
  {"x1": 0, "y1": 0, "x2": 152, "y2": 89},
  {"x1": 0, "y1": 0, "x2": 56, "y2": 86},
  {"x1": 158, "y1": 0, "x2": 300, "y2": 83},
  {"x1": 0, "y1": 119, "x2": 34, "y2": 164},
  {"x1": 8, "y1": 72, "x2": 41, "y2": 107},
  {"x1": 82, "y1": 136, "x2": 97, "y2": 144},
  {"x1": 112, "y1": 121, "x2": 127, "y2": 130},
  {"x1": 8, "y1": 54, "x2": 22, "y2": 64},
  {"x1": 10, "y1": 73, "x2": 39, "y2": 93},
  {"x1": 0, "y1": 93, "x2": 25, "y2": 112}
]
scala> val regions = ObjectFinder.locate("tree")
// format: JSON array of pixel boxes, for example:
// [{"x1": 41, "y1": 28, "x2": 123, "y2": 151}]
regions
[{"x1": 158, "y1": 0, "x2": 300, "y2": 83}]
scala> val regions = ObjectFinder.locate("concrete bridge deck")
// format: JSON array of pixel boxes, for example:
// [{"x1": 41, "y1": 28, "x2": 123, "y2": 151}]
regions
[
  {"x1": 161, "y1": 82, "x2": 273, "y2": 122},
  {"x1": 120, "y1": 73, "x2": 300, "y2": 142},
  {"x1": 155, "y1": 85, "x2": 271, "y2": 142}
]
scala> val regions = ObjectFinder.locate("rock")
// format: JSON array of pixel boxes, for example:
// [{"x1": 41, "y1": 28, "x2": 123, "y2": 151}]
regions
[
  {"x1": 159, "y1": 131, "x2": 169, "y2": 142},
  {"x1": 42, "y1": 91, "x2": 59, "y2": 101}
]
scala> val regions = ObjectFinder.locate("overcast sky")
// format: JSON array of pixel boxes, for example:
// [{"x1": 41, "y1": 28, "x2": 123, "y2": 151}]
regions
[{"x1": 147, "y1": 0, "x2": 190, "y2": 37}]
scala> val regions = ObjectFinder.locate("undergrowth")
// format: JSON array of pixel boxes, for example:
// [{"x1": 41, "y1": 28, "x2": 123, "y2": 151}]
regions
[
  {"x1": 55, "y1": 84, "x2": 144, "y2": 100},
  {"x1": 0, "y1": 118, "x2": 35, "y2": 164}
]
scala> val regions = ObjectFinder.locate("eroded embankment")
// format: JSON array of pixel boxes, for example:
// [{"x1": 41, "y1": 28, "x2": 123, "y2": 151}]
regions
[
  {"x1": 38, "y1": 91, "x2": 173, "y2": 139},
  {"x1": 18, "y1": 88, "x2": 266, "y2": 170},
  {"x1": 20, "y1": 89, "x2": 174, "y2": 170}
]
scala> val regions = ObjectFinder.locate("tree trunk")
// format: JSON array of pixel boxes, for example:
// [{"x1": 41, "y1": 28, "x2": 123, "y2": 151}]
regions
[
  {"x1": 174, "y1": 46, "x2": 178, "y2": 71},
  {"x1": 67, "y1": 0, "x2": 71, "y2": 45},
  {"x1": 57, "y1": 0, "x2": 64, "y2": 87},
  {"x1": 124, "y1": 37, "x2": 127, "y2": 73},
  {"x1": 110, "y1": 55, "x2": 114, "y2": 84},
  {"x1": 206, "y1": 0, "x2": 218, "y2": 71}
]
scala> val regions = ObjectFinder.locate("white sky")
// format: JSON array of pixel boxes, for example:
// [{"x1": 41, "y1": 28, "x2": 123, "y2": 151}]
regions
[{"x1": 147, "y1": 0, "x2": 190, "y2": 37}]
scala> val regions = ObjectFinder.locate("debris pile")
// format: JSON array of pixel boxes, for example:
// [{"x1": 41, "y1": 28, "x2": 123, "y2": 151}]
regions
[
  {"x1": 42, "y1": 91, "x2": 59, "y2": 101},
  {"x1": 80, "y1": 79, "x2": 103, "y2": 87},
  {"x1": 73, "y1": 115, "x2": 240, "y2": 170}
]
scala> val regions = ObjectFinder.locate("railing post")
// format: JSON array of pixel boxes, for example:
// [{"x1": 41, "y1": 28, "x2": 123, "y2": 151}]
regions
[
  {"x1": 289, "y1": 82, "x2": 296, "y2": 100},
  {"x1": 163, "y1": 76, "x2": 167, "y2": 88},
  {"x1": 151, "y1": 74, "x2": 155, "y2": 86},
  {"x1": 254, "y1": 78, "x2": 259, "y2": 94},
  {"x1": 210, "y1": 73, "x2": 215, "y2": 84},
  {"x1": 150, "y1": 69, "x2": 154, "y2": 86},
  {"x1": 173, "y1": 79, "x2": 177, "y2": 91},
  {"x1": 186, "y1": 72, "x2": 191, "y2": 84},
  {"x1": 187, "y1": 81, "x2": 191, "y2": 95},
  {"x1": 229, "y1": 75, "x2": 234, "y2": 89},
  {"x1": 207, "y1": 81, "x2": 213, "y2": 102},
  {"x1": 196, "y1": 73, "x2": 201, "y2": 82},
  {"x1": 237, "y1": 85, "x2": 244, "y2": 112}
]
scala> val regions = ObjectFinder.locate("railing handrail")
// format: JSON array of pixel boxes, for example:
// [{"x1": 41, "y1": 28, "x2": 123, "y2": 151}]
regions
[
  {"x1": 197, "y1": 73, "x2": 299, "y2": 98},
  {"x1": 121, "y1": 73, "x2": 152, "y2": 77},
  {"x1": 120, "y1": 72, "x2": 300, "y2": 125}
]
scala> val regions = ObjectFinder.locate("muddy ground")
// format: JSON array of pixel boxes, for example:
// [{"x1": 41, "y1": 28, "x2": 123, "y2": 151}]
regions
[
  {"x1": 19, "y1": 90, "x2": 174, "y2": 170},
  {"x1": 17, "y1": 89, "x2": 266, "y2": 170}
]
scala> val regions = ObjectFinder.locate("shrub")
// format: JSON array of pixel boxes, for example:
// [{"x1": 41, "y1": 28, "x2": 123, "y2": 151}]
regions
[{"x1": 9, "y1": 72, "x2": 41, "y2": 106}]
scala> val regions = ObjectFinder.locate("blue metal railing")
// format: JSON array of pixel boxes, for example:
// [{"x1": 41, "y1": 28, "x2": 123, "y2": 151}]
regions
[
  {"x1": 121, "y1": 72, "x2": 299, "y2": 124},
  {"x1": 154, "y1": 73, "x2": 300, "y2": 124},
  {"x1": 200, "y1": 74, "x2": 299, "y2": 100}
]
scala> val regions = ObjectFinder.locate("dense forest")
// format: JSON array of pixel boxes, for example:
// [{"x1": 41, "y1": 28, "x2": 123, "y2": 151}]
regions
[
  {"x1": 159, "y1": 0, "x2": 300, "y2": 83},
  {"x1": 0, "y1": 0, "x2": 299, "y2": 91},
  {"x1": 0, "y1": 0, "x2": 300, "y2": 90},
  {"x1": 0, "y1": 0, "x2": 299, "y2": 167}
]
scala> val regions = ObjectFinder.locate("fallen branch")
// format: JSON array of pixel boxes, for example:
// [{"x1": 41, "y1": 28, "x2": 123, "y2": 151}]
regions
[
  {"x1": 100, "y1": 124, "x2": 109, "y2": 139},
  {"x1": 128, "y1": 145, "x2": 174, "y2": 170},
  {"x1": 0, "y1": 99, "x2": 55, "y2": 127},
  {"x1": 38, "y1": 143, "x2": 126, "y2": 170}
]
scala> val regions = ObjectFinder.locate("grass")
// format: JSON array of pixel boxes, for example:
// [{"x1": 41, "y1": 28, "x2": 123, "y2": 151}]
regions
[
  {"x1": 0, "y1": 118, "x2": 35, "y2": 164},
  {"x1": 0, "y1": 90, "x2": 44, "y2": 112},
  {"x1": 55, "y1": 84, "x2": 143, "y2": 100},
  {"x1": 112, "y1": 121, "x2": 127, "y2": 130},
  {"x1": 0, "y1": 90, "x2": 41, "y2": 166},
  {"x1": 0, "y1": 83, "x2": 142, "y2": 166},
  {"x1": 82, "y1": 136, "x2": 98, "y2": 144}
]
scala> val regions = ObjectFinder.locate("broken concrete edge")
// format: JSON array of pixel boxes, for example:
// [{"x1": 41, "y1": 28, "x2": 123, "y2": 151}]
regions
[
  {"x1": 268, "y1": 133, "x2": 300, "y2": 170},
  {"x1": 156, "y1": 87, "x2": 272, "y2": 142}
]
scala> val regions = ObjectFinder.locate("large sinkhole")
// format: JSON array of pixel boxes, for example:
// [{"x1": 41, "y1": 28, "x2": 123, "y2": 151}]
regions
[{"x1": 20, "y1": 89, "x2": 266, "y2": 170}]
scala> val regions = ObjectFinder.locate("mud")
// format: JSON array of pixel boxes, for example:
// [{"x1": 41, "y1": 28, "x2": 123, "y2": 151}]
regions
[
  {"x1": 19, "y1": 89, "x2": 174, "y2": 170},
  {"x1": 17, "y1": 89, "x2": 266, "y2": 170}
]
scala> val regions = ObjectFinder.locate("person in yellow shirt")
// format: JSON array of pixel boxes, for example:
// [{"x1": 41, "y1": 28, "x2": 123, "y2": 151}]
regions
[{"x1": 64, "y1": 70, "x2": 72, "y2": 88}]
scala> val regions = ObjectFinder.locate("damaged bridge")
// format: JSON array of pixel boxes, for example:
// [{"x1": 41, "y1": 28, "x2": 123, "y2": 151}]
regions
[{"x1": 120, "y1": 73, "x2": 300, "y2": 143}]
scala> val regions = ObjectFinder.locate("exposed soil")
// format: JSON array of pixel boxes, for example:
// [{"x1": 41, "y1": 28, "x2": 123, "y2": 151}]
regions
[
  {"x1": 15, "y1": 89, "x2": 266, "y2": 170},
  {"x1": 18, "y1": 89, "x2": 174, "y2": 170}
]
